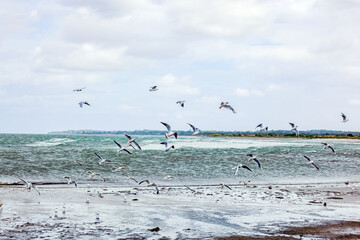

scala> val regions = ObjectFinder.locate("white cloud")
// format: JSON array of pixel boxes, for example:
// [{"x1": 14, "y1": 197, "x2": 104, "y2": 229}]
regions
[
  {"x1": 234, "y1": 88, "x2": 264, "y2": 97},
  {"x1": 196, "y1": 96, "x2": 220, "y2": 104},
  {"x1": 158, "y1": 74, "x2": 200, "y2": 96},
  {"x1": 348, "y1": 99, "x2": 360, "y2": 106}
]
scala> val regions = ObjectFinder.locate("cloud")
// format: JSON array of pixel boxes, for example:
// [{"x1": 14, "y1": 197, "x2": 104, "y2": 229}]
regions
[
  {"x1": 234, "y1": 88, "x2": 264, "y2": 97},
  {"x1": 348, "y1": 99, "x2": 360, "y2": 106},
  {"x1": 158, "y1": 74, "x2": 200, "y2": 96},
  {"x1": 195, "y1": 96, "x2": 220, "y2": 104}
]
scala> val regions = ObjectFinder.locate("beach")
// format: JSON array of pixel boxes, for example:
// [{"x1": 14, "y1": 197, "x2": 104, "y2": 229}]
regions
[{"x1": 1, "y1": 181, "x2": 360, "y2": 239}]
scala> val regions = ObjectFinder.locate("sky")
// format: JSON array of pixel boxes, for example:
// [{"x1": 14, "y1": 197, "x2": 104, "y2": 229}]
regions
[{"x1": 0, "y1": 0, "x2": 359, "y2": 134}]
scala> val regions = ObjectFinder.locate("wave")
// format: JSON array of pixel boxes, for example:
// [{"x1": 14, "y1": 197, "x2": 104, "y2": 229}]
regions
[{"x1": 27, "y1": 138, "x2": 77, "y2": 147}]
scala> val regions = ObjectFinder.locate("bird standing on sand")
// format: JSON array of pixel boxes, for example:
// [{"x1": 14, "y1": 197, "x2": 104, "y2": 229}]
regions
[
  {"x1": 219, "y1": 102, "x2": 236, "y2": 113},
  {"x1": 303, "y1": 155, "x2": 319, "y2": 170},
  {"x1": 247, "y1": 154, "x2": 262, "y2": 169},
  {"x1": 124, "y1": 134, "x2": 142, "y2": 150},
  {"x1": 176, "y1": 101, "x2": 185, "y2": 107},
  {"x1": 341, "y1": 112, "x2": 349, "y2": 123},
  {"x1": 18, "y1": 177, "x2": 41, "y2": 195},
  {"x1": 188, "y1": 123, "x2": 200, "y2": 135},
  {"x1": 160, "y1": 141, "x2": 175, "y2": 152},
  {"x1": 233, "y1": 164, "x2": 252, "y2": 175},
  {"x1": 149, "y1": 86, "x2": 158, "y2": 92},
  {"x1": 113, "y1": 140, "x2": 132, "y2": 154},
  {"x1": 289, "y1": 123, "x2": 299, "y2": 137},
  {"x1": 79, "y1": 101, "x2": 91, "y2": 108},
  {"x1": 322, "y1": 143, "x2": 336, "y2": 153},
  {"x1": 161, "y1": 122, "x2": 178, "y2": 139}
]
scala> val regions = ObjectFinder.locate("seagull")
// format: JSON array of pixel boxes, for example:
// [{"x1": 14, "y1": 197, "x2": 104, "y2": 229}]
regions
[
  {"x1": 161, "y1": 173, "x2": 174, "y2": 181},
  {"x1": 255, "y1": 123, "x2": 263, "y2": 130},
  {"x1": 161, "y1": 122, "x2": 178, "y2": 139},
  {"x1": 112, "y1": 165, "x2": 128, "y2": 172},
  {"x1": 79, "y1": 101, "x2": 91, "y2": 108},
  {"x1": 341, "y1": 112, "x2": 349, "y2": 123},
  {"x1": 73, "y1": 87, "x2": 86, "y2": 92},
  {"x1": 259, "y1": 126, "x2": 268, "y2": 132},
  {"x1": 149, "y1": 86, "x2": 158, "y2": 92},
  {"x1": 219, "y1": 184, "x2": 232, "y2": 190},
  {"x1": 82, "y1": 171, "x2": 106, "y2": 181},
  {"x1": 124, "y1": 175, "x2": 138, "y2": 184},
  {"x1": 233, "y1": 164, "x2": 252, "y2": 175},
  {"x1": 72, "y1": 160, "x2": 83, "y2": 166},
  {"x1": 139, "y1": 180, "x2": 159, "y2": 194},
  {"x1": 289, "y1": 122, "x2": 299, "y2": 137},
  {"x1": 160, "y1": 141, "x2": 175, "y2": 152},
  {"x1": 176, "y1": 101, "x2": 185, "y2": 108},
  {"x1": 18, "y1": 177, "x2": 41, "y2": 195},
  {"x1": 94, "y1": 152, "x2": 111, "y2": 165},
  {"x1": 247, "y1": 154, "x2": 262, "y2": 169},
  {"x1": 63, "y1": 176, "x2": 78, "y2": 187},
  {"x1": 322, "y1": 143, "x2": 336, "y2": 153},
  {"x1": 124, "y1": 134, "x2": 142, "y2": 150},
  {"x1": 219, "y1": 102, "x2": 236, "y2": 113},
  {"x1": 113, "y1": 140, "x2": 132, "y2": 154},
  {"x1": 188, "y1": 123, "x2": 200, "y2": 135},
  {"x1": 303, "y1": 155, "x2": 319, "y2": 170}
]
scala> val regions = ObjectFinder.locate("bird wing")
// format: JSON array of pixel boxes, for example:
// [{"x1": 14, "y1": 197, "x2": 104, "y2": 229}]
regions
[
  {"x1": 18, "y1": 177, "x2": 30, "y2": 188},
  {"x1": 94, "y1": 152, "x2": 103, "y2": 160},
  {"x1": 32, "y1": 186, "x2": 41, "y2": 195},
  {"x1": 132, "y1": 141, "x2": 142, "y2": 150},
  {"x1": 123, "y1": 148, "x2": 132, "y2": 154},
  {"x1": 114, "y1": 140, "x2": 122, "y2": 148},
  {"x1": 253, "y1": 159, "x2": 262, "y2": 169},
  {"x1": 242, "y1": 165, "x2": 252, "y2": 172},
  {"x1": 124, "y1": 134, "x2": 132, "y2": 141},
  {"x1": 329, "y1": 146, "x2": 336, "y2": 153},
  {"x1": 223, "y1": 184, "x2": 232, "y2": 190},
  {"x1": 256, "y1": 123, "x2": 263, "y2": 129},
  {"x1": 74, "y1": 181, "x2": 78, "y2": 187},
  {"x1": 161, "y1": 122, "x2": 171, "y2": 132},
  {"x1": 188, "y1": 123, "x2": 196, "y2": 132},
  {"x1": 139, "y1": 180, "x2": 150, "y2": 185},
  {"x1": 303, "y1": 155, "x2": 311, "y2": 162},
  {"x1": 233, "y1": 166, "x2": 239, "y2": 175},
  {"x1": 312, "y1": 163, "x2": 320, "y2": 170},
  {"x1": 225, "y1": 105, "x2": 236, "y2": 113},
  {"x1": 160, "y1": 141, "x2": 168, "y2": 148},
  {"x1": 289, "y1": 123, "x2": 295, "y2": 128},
  {"x1": 79, "y1": 102, "x2": 83, "y2": 108}
]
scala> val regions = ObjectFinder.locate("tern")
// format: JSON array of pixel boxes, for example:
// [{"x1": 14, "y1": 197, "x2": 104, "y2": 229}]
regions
[
  {"x1": 73, "y1": 87, "x2": 86, "y2": 92},
  {"x1": 139, "y1": 180, "x2": 159, "y2": 194},
  {"x1": 176, "y1": 101, "x2": 185, "y2": 108},
  {"x1": 247, "y1": 154, "x2": 262, "y2": 169},
  {"x1": 161, "y1": 122, "x2": 178, "y2": 139},
  {"x1": 322, "y1": 143, "x2": 336, "y2": 153},
  {"x1": 94, "y1": 152, "x2": 111, "y2": 165},
  {"x1": 124, "y1": 134, "x2": 142, "y2": 150},
  {"x1": 341, "y1": 112, "x2": 349, "y2": 123},
  {"x1": 113, "y1": 140, "x2": 132, "y2": 154},
  {"x1": 149, "y1": 86, "x2": 158, "y2": 92},
  {"x1": 233, "y1": 164, "x2": 252, "y2": 175},
  {"x1": 160, "y1": 141, "x2": 175, "y2": 152},
  {"x1": 219, "y1": 102, "x2": 236, "y2": 113},
  {"x1": 289, "y1": 122, "x2": 299, "y2": 137},
  {"x1": 303, "y1": 155, "x2": 319, "y2": 170},
  {"x1": 18, "y1": 177, "x2": 41, "y2": 195},
  {"x1": 79, "y1": 101, "x2": 91, "y2": 108},
  {"x1": 63, "y1": 176, "x2": 78, "y2": 187},
  {"x1": 188, "y1": 123, "x2": 200, "y2": 135}
]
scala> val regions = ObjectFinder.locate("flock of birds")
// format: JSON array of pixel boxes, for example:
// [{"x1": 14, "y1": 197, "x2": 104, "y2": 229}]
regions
[{"x1": 17, "y1": 85, "x2": 351, "y2": 196}]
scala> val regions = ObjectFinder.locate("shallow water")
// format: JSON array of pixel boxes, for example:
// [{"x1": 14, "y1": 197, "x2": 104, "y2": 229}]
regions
[{"x1": 0, "y1": 134, "x2": 359, "y2": 184}]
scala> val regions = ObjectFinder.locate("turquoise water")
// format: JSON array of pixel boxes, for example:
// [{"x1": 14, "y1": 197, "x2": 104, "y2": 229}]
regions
[{"x1": 0, "y1": 134, "x2": 359, "y2": 184}]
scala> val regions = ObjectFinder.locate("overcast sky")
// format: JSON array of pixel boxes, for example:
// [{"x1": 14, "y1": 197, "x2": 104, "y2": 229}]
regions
[{"x1": 0, "y1": 0, "x2": 359, "y2": 134}]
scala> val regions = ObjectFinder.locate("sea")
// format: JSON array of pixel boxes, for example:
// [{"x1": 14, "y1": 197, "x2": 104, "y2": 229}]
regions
[{"x1": 0, "y1": 134, "x2": 359, "y2": 185}]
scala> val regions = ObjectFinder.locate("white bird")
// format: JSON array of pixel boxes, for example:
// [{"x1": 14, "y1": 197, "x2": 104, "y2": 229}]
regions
[
  {"x1": 219, "y1": 102, "x2": 236, "y2": 113},
  {"x1": 124, "y1": 134, "x2": 142, "y2": 150},
  {"x1": 73, "y1": 87, "x2": 86, "y2": 92},
  {"x1": 322, "y1": 143, "x2": 336, "y2": 154},
  {"x1": 79, "y1": 101, "x2": 91, "y2": 108},
  {"x1": 161, "y1": 122, "x2": 178, "y2": 139},
  {"x1": 341, "y1": 112, "x2": 349, "y2": 123},
  {"x1": 18, "y1": 177, "x2": 41, "y2": 195},
  {"x1": 112, "y1": 165, "x2": 128, "y2": 172},
  {"x1": 303, "y1": 155, "x2": 319, "y2": 170},
  {"x1": 149, "y1": 86, "x2": 158, "y2": 92},
  {"x1": 139, "y1": 180, "x2": 159, "y2": 194},
  {"x1": 94, "y1": 152, "x2": 111, "y2": 165},
  {"x1": 161, "y1": 173, "x2": 174, "y2": 181},
  {"x1": 247, "y1": 154, "x2": 262, "y2": 169},
  {"x1": 82, "y1": 171, "x2": 106, "y2": 181},
  {"x1": 160, "y1": 141, "x2": 175, "y2": 152},
  {"x1": 124, "y1": 175, "x2": 138, "y2": 184},
  {"x1": 72, "y1": 160, "x2": 83, "y2": 166},
  {"x1": 188, "y1": 123, "x2": 200, "y2": 135},
  {"x1": 63, "y1": 176, "x2": 78, "y2": 187},
  {"x1": 176, "y1": 101, "x2": 185, "y2": 108},
  {"x1": 113, "y1": 140, "x2": 132, "y2": 154},
  {"x1": 233, "y1": 164, "x2": 252, "y2": 175},
  {"x1": 289, "y1": 122, "x2": 299, "y2": 137},
  {"x1": 219, "y1": 184, "x2": 232, "y2": 190}
]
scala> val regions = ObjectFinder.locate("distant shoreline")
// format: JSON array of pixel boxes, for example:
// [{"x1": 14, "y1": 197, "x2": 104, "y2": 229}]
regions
[{"x1": 204, "y1": 133, "x2": 360, "y2": 140}]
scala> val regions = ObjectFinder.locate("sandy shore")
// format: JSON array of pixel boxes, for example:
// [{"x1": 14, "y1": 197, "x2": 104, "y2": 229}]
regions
[{"x1": 1, "y1": 181, "x2": 360, "y2": 239}]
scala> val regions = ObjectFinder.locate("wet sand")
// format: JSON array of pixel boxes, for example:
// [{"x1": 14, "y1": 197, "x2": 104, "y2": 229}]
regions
[{"x1": 1, "y1": 181, "x2": 360, "y2": 239}]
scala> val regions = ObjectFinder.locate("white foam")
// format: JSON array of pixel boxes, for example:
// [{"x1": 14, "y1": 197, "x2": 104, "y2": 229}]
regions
[{"x1": 27, "y1": 138, "x2": 76, "y2": 147}]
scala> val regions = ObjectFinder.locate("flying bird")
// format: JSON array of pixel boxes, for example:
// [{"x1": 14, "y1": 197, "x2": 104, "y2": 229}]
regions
[
  {"x1": 255, "y1": 123, "x2": 263, "y2": 130},
  {"x1": 139, "y1": 180, "x2": 159, "y2": 194},
  {"x1": 18, "y1": 177, "x2": 41, "y2": 195},
  {"x1": 124, "y1": 134, "x2": 142, "y2": 150},
  {"x1": 247, "y1": 154, "x2": 262, "y2": 169},
  {"x1": 161, "y1": 122, "x2": 178, "y2": 139},
  {"x1": 73, "y1": 87, "x2": 86, "y2": 92},
  {"x1": 219, "y1": 102, "x2": 236, "y2": 113},
  {"x1": 82, "y1": 171, "x2": 106, "y2": 181},
  {"x1": 341, "y1": 112, "x2": 349, "y2": 123},
  {"x1": 322, "y1": 143, "x2": 336, "y2": 154},
  {"x1": 289, "y1": 122, "x2": 299, "y2": 137},
  {"x1": 176, "y1": 101, "x2": 185, "y2": 108},
  {"x1": 94, "y1": 152, "x2": 111, "y2": 165},
  {"x1": 188, "y1": 123, "x2": 200, "y2": 135},
  {"x1": 149, "y1": 86, "x2": 158, "y2": 92},
  {"x1": 303, "y1": 155, "x2": 319, "y2": 170},
  {"x1": 233, "y1": 164, "x2": 252, "y2": 175},
  {"x1": 63, "y1": 176, "x2": 78, "y2": 187},
  {"x1": 219, "y1": 183, "x2": 232, "y2": 190},
  {"x1": 79, "y1": 101, "x2": 91, "y2": 108},
  {"x1": 259, "y1": 126, "x2": 268, "y2": 131},
  {"x1": 124, "y1": 174, "x2": 138, "y2": 184},
  {"x1": 113, "y1": 140, "x2": 132, "y2": 154},
  {"x1": 160, "y1": 141, "x2": 175, "y2": 152}
]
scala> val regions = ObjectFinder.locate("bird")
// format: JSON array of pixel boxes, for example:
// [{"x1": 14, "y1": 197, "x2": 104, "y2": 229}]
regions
[
  {"x1": 161, "y1": 122, "x2": 178, "y2": 139},
  {"x1": 113, "y1": 140, "x2": 132, "y2": 154},
  {"x1": 139, "y1": 180, "x2": 159, "y2": 194},
  {"x1": 219, "y1": 184, "x2": 232, "y2": 190},
  {"x1": 82, "y1": 171, "x2": 105, "y2": 181},
  {"x1": 79, "y1": 101, "x2": 91, "y2": 108},
  {"x1": 112, "y1": 165, "x2": 127, "y2": 172},
  {"x1": 124, "y1": 134, "x2": 142, "y2": 150},
  {"x1": 72, "y1": 160, "x2": 83, "y2": 166},
  {"x1": 188, "y1": 123, "x2": 200, "y2": 135},
  {"x1": 341, "y1": 112, "x2": 349, "y2": 123},
  {"x1": 73, "y1": 87, "x2": 86, "y2": 92},
  {"x1": 94, "y1": 152, "x2": 111, "y2": 165},
  {"x1": 259, "y1": 126, "x2": 268, "y2": 132},
  {"x1": 233, "y1": 164, "x2": 252, "y2": 175},
  {"x1": 18, "y1": 177, "x2": 41, "y2": 195},
  {"x1": 124, "y1": 175, "x2": 138, "y2": 184},
  {"x1": 219, "y1": 102, "x2": 236, "y2": 113},
  {"x1": 176, "y1": 101, "x2": 185, "y2": 108},
  {"x1": 161, "y1": 173, "x2": 174, "y2": 181},
  {"x1": 289, "y1": 122, "x2": 299, "y2": 137},
  {"x1": 255, "y1": 123, "x2": 263, "y2": 130},
  {"x1": 303, "y1": 155, "x2": 319, "y2": 170},
  {"x1": 63, "y1": 176, "x2": 78, "y2": 187},
  {"x1": 322, "y1": 143, "x2": 336, "y2": 153},
  {"x1": 247, "y1": 154, "x2": 262, "y2": 169},
  {"x1": 160, "y1": 141, "x2": 175, "y2": 152},
  {"x1": 149, "y1": 86, "x2": 158, "y2": 92}
]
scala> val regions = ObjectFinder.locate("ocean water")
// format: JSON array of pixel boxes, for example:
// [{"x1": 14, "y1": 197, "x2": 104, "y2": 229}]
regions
[{"x1": 0, "y1": 134, "x2": 359, "y2": 185}]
